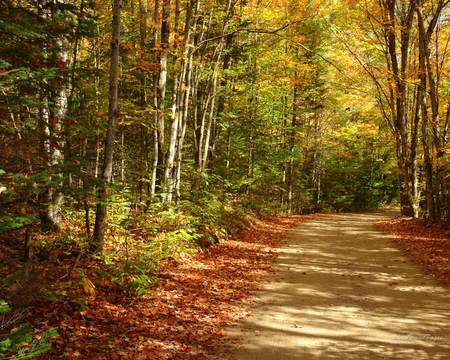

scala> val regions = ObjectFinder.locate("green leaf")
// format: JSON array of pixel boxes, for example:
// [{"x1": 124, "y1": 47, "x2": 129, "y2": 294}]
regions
[
  {"x1": 0, "y1": 299, "x2": 11, "y2": 313},
  {"x1": 0, "y1": 338, "x2": 12, "y2": 354}
]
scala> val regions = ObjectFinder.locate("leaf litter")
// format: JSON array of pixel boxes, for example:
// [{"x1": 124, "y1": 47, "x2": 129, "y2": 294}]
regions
[
  {"x1": 38, "y1": 215, "x2": 312, "y2": 359},
  {"x1": 374, "y1": 217, "x2": 449, "y2": 286}
]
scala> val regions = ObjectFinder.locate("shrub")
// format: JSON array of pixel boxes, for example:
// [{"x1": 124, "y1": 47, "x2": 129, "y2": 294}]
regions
[{"x1": 0, "y1": 299, "x2": 58, "y2": 360}]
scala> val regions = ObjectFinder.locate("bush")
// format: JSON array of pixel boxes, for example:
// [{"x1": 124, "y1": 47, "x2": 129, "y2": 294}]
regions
[{"x1": 0, "y1": 299, "x2": 58, "y2": 360}]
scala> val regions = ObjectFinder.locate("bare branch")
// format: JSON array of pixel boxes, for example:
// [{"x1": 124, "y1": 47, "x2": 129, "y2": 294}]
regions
[{"x1": 193, "y1": 19, "x2": 308, "y2": 53}]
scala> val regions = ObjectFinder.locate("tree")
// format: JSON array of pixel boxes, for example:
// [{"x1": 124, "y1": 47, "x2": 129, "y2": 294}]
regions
[{"x1": 92, "y1": 0, "x2": 121, "y2": 253}]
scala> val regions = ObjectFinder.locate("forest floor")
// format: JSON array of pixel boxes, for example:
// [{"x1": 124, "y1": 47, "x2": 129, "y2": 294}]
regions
[
  {"x1": 2, "y1": 211, "x2": 449, "y2": 359},
  {"x1": 1, "y1": 214, "x2": 315, "y2": 359},
  {"x1": 374, "y1": 216, "x2": 450, "y2": 285},
  {"x1": 227, "y1": 212, "x2": 450, "y2": 360}
]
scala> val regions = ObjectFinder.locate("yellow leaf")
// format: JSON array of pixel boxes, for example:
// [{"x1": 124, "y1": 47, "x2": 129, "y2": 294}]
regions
[{"x1": 81, "y1": 276, "x2": 96, "y2": 296}]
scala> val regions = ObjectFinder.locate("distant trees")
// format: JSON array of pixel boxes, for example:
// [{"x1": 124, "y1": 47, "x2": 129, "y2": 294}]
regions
[
  {"x1": 1, "y1": 0, "x2": 446, "y2": 256},
  {"x1": 335, "y1": 0, "x2": 449, "y2": 221}
]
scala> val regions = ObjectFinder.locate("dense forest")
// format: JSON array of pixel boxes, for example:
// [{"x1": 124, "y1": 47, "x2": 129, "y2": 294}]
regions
[{"x1": 0, "y1": 0, "x2": 449, "y2": 358}]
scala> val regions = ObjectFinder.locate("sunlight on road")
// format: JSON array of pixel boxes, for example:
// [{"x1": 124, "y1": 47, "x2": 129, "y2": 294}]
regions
[{"x1": 228, "y1": 213, "x2": 450, "y2": 360}]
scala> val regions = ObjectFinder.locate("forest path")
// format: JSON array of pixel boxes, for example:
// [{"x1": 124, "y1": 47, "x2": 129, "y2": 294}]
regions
[{"x1": 227, "y1": 212, "x2": 450, "y2": 360}]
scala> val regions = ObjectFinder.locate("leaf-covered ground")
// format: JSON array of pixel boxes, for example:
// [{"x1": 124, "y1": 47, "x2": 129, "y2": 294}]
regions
[
  {"x1": 28, "y1": 215, "x2": 312, "y2": 359},
  {"x1": 374, "y1": 217, "x2": 450, "y2": 286}
]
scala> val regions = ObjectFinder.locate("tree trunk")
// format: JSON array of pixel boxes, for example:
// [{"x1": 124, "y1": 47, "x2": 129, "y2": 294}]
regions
[
  {"x1": 287, "y1": 85, "x2": 298, "y2": 215},
  {"x1": 39, "y1": 1, "x2": 69, "y2": 232},
  {"x1": 149, "y1": 0, "x2": 160, "y2": 198},
  {"x1": 154, "y1": 0, "x2": 172, "y2": 193},
  {"x1": 416, "y1": 1, "x2": 447, "y2": 220},
  {"x1": 380, "y1": 0, "x2": 416, "y2": 217},
  {"x1": 92, "y1": 0, "x2": 121, "y2": 253},
  {"x1": 417, "y1": 8, "x2": 434, "y2": 220},
  {"x1": 164, "y1": 0, "x2": 195, "y2": 202}
]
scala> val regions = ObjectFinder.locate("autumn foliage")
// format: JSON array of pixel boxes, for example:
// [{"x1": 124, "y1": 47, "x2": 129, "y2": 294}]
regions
[
  {"x1": 1, "y1": 0, "x2": 449, "y2": 358},
  {"x1": 374, "y1": 217, "x2": 450, "y2": 285},
  {"x1": 26, "y1": 216, "x2": 305, "y2": 359}
]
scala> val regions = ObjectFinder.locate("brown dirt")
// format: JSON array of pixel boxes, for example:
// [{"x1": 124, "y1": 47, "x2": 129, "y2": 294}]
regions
[{"x1": 227, "y1": 211, "x2": 450, "y2": 360}]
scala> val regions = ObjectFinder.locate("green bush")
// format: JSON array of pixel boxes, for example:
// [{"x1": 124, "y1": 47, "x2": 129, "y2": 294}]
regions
[
  {"x1": 98, "y1": 190, "x2": 255, "y2": 296},
  {"x1": 105, "y1": 224, "x2": 199, "y2": 296},
  {"x1": 0, "y1": 300, "x2": 58, "y2": 360}
]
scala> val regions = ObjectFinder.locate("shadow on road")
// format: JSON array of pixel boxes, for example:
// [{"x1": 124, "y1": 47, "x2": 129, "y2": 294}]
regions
[{"x1": 228, "y1": 212, "x2": 450, "y2": 360}]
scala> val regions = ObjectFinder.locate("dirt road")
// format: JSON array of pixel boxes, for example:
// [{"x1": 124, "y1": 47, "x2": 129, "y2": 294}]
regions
[{"x1": 228, "y1": 212, "x2": 450, "y2": 360}]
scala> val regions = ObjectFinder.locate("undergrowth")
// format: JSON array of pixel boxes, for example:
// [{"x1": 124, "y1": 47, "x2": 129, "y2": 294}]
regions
[{"x1": 0, "y1": 191, "x2": 261, "y2": 356}]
